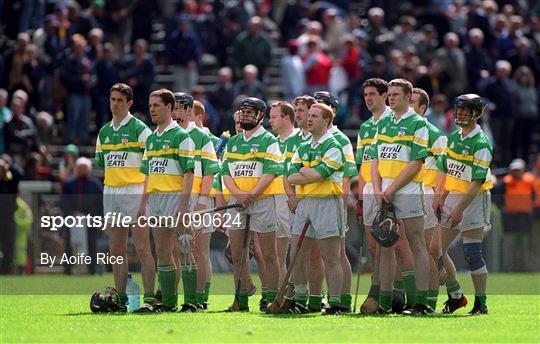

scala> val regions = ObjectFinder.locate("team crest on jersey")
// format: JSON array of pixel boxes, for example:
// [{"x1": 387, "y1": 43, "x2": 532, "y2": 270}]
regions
[
  {"x1": 149, "y1": 142, "x2": 153, "y2": 150},
  {"x1": 463, "y1": 147, "x2": 469, "y2": 156},
  {"x1": 450, "y1": 142, "x2": 455, "y2": 149},
  {"x1": 232, "y1": 145, "x2": 237, "y2": 152},
  {"x1": 364, "y1": 132, "x2": 369, "y2": 138},
  {"x1": 250, "y1": 144, "x2": 259, "y2": 154},
  {"x1": 163, "y1": 140, "x2": 170, "y2": 149},
  {"x1": 302, "y1": 153, "x2": 308, "y2": 160},
  {"x1": 104, "y1": 137, "x2": 110, "y2": 144},
  {"x1": 381, "y1": 127, "x2": 386, "y2": 134},
  {"x1": 398, "y1": 127, "x2": 406, "y2": 136},
  {"x1": 121, "y1": 134, "x2": 129, "y2": 144}
]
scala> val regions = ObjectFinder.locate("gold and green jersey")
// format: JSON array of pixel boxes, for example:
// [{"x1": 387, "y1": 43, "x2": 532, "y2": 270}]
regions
[
  {"x1": 185, "y1": 122, "x2": 220, "y2": 194},
  {"x1": 140, "y1": 121, "x2": 195, "y2": 193},
  {"x1": 422, "y1": 120, "x2": 447, "y2": 188},
  {"x1": 368, "y1": 109, "x2": 428, "y2": 183},
  {"x1": 274, "y1": 128, "x2": 308, "y2": 194},
  {"x1": 355, "y1": 107, "x2": 391, "y2": 182},
  {"x1": 221, "y1": 126, "x2": 283, "y2": 196},
  {"x1": 328, "y1": 125, "x2": 358, "y2": 177},
  {"x1": 436, "y1": 125, "x2": 493, "y2": 193},
  {"x1": 289, "y1": 132, "x2": 344, "y2": 197},
  {"x1": 95, "y1": 113, "x2": 151, "y2": 187}
]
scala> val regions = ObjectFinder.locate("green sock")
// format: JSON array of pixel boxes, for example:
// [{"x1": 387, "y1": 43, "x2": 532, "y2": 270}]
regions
[
  {"x1": 261, "y1": 287, "x2": 268, "y2": 301},
  {"x1": 204, "y1": 282, "x2": 211, "y2": 303},
  {"x1": 239, "y1": 289, "x2": 249, "y2": 308},
  {"x1": 368, "y1": 284, "x2": 380, "y2": 298},
  {"x1": 379, "y1": 291, "x2": 393, "y2": 311},
  {"x1": 196, "y1": 290, "x2": 205, "y2": 305},
  {"x1": 427, "y1": 289, "x2": 439, "y2": 310},
  {"x1": 340, "y1": 293, "x2": 352, "y2": 308},
  {"x1": 402, "y1": 270, "x2": 416, "y2": 306},
  {"x1": 394, "y1": 279, "x2": 404, "y2": 291},
  {"x1": 181, "y1": 265, "x2": 198, "y2": 305},
  {"x1": 294, "y1": 284, "x2": 308, "y2": 306},
  {"x1": 475, "y1": 293, "x2": 487, "y2": 308},
  {"x1": 328, "y1": 296, "x2": 341, "y2": 308},
  {"x1": 143, "y1": 292, "x2": 156, "y2": 303},
  {"x1": 308, "y1": 294, "x2": 322, "y2": 310},
  {"x1": 416, "y1": 289, "x2": 428, "y2": 306},
  {"x1": 266, "y1": 290, "x2": 277, "y2": 303},
  {"x1": 446, "y1": 280, "x2": 462, "y2": 298},
  {"x1": 158, "y1": 265, "x2": 177, "y2": 308},
  {"x1": 118, "y1": 292, "x2": 128, "y2": 307}
]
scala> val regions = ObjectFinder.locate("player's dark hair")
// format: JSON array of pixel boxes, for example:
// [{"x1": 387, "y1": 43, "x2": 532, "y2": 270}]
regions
[
  {"x1": 362, "y1": 78, "x2": 388, "y2": 95},
  {"x1": 388, "y1": 78, "x2": 413, "y2": 96},
  {"x1": 412, "y1": 88, "x2": 430, "y2": 110},
  {"x1": 271, "y1": 101, "x2": 295, "y2": 122},
  {"x1": 110, "y1": 83, "x2": 133, "y2": 102},
  {"x1": 293, "y1": 95, "x2": 316, "y2": 109},
  {"x1": 150, "y1": 89, "x2": 175, "y2": 111}
]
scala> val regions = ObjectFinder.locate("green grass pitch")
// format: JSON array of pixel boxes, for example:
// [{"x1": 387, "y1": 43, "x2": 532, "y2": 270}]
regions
[{"x1": 1, "y1": 273, "x2": 539, "y2": 343}]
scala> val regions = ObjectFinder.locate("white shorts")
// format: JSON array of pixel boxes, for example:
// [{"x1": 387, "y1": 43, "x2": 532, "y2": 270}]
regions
[
  {"x1": 441, "y1": 191, "x2": 491, "y2": 232},
  {"x1": 189, "y1": 194, "x2": 216, "y2": 233},
  {"x1": 147, "y1": 192, "x2": 181, "y2": 228},
  {"x1": 423, "y1": 186, "x2": 438, "y2": 230},
  {"x1": 362, "y1": 183, "x2": 379, "y2": 226},
  {"x1": 382, "y1": 179, "x2": 425, "y2": 220},
  {"x1": 227, "y1": 196, "x2": 277, "y2": 233},
  {"x1": 274, "y1": 195, "x2": 292, "y2": 239},
  {"x1": 103, "y1": 184, "x2": 144, "y2": 225},
  {"x1": 292, "y1": 196, "x2": 345, "y2": 239}
]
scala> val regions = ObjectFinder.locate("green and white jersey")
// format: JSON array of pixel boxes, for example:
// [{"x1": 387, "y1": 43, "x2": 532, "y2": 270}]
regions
[
  {"x1": 140, "y1": 121, "x2": 195, "y2": 193},
  {"x1": 95, "y1": 113, "x2": 151, "y2": 187},
  {"x1": 274, "y1": 128, "x2": 302, "y2": 195},
  {"x1": 289, "y1": 131, "x2": 344, "y2": 197},
  {"x1": 422, "y1": 120, "x2": 447, "y2": 188},
  {"x1": 185, "y1": 122, "x2": 220, "y2": 194},
  {"x1": 368, "y1": 108, "x2": 428, "y2": 183},
  {"x1": 436, "y1": 125, "x2": 493, "y2": 194},
  {"x1": 355, "y1": 106, "x2": 392, "y2": 183},
  {"x1": 222, "y1": 125, "x2": 283, "y2": 197},
  {"x1": 328, "y1": 125, "x2": 358, "y2": 177}
]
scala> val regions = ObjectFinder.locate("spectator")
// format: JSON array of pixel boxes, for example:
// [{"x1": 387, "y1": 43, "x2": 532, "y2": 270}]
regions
[
  {"x1": 233, "y1": 65, "x2": 266, "y2": 101},
  {"x1": 483, "y1": 60, "x2": 513, "y2": 165},
  {"x1": 167, "y1": 15, "x2": 202, "y2": 92},
  {"x1": 254, "y1": 0, "x2": 280, "y2": 42},
  {"x1": 281, "y1": 39, "x2": 305, "y2": 102},
  {"x1": 21, "y1": 44, "x2": 45, "y2": 111},
  {"x1": 365, "y1": 7, "x2": 391, "y2": 57},
  {"x1": 22, "y1": 152, "x2": 53, "y2": 181},
  {"x1": 391, "y1": 16, "x2": 419, "y2": 52},
  {"x1": 493, "y1": 14, "x2": 514, "y2": 59},
  {"x1": 231, "y1": 16, "x2": 272, "y2": 79},
  {"x1": 415, "y1": 24, "x2": 438, "y2": 64},
  {"x1": 59, "y1": 144, "x2": 79, "y2": 182},
  {"x1": 104, "y1": 0, "x2": 134, "y2": 60},
  {"x1": 35, "y1": 111, "x2": 55, "y2": 146},
  {"x1": 41, "y1": 14, "x2": 64, "y2": 111},
  {"x1": 303, "y1": 37, "x2": 331, "y2": 94},
  {"x1": 60, "y1": 34, "x2": 93, "y2": 144},
  {"x1": 122, "y1": 39, "x2": 155, "y2": 115},
  {"x1": 507, "y1": 37, "x2": 539, "y2": 80},
  {"x1": 425, "y1": 94, "x2": 454, "y2": 133},
  {"x1": 0, "y1": 89, "x2": 12, "y2": 154},
  {"x1": 500, "y1": 159, "x2": 536, "y2": 272},
  {"x1": 93, "y1": 43, "x2": 119, "y2": 129},
  {"x1": 4, "y1": 33, "x2": 31, "y2": 92},
  {"x1": 0, "y1": 155, "x2": 23, "y2": 274},
  {"x1": 191, "y1": 85, "x2": 220, "y2": 134},
  {"x1": 280, "y1": 0, "x2": 310, "y2": 43},
  {"x1": 433, "y1": 32, "x2": 468, "y2": 99},
  {"x1": 86, "y1": 28, "x2": 104, "y2": 62},
  {"x1": 465, "y1": 28, "x2": 493, "y2": 93},
  {"x1": 511, "y1": 66, "x2": 538, "y2": 160},
  {"x1": 297, "y1": 21, "x2": 323, "y2": 57},
  {"x1": 67, "y1": 0, "x2": 96, "y2": 38},
  {"x1": 322, "y1": 8, "x2": 348, "y2": 58},
  {"x1": 4, "y1": 97, "x2": 38, "y2": 159},
  {"x1": 208, "y1": 67, "x2": 235, "y2": 131},
  {"x1": 61, "y1": 157, "x2": 103, "y2": 274}
]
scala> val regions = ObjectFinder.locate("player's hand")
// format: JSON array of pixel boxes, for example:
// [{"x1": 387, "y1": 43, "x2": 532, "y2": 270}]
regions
[
  {"x1": 374, "y1": 192, "x2": 383, "y2": 209},
  {"x1": 137, "y1": 204, "x2": 147, "y2": 220},
  {"x1": 235, "y1": 194, "x2": 251, "y2": 209},
  {"x1": 447, "y1": 208, "x2": 463, "y2": 228},
  {"x1": 287, "y1": 195, "x2": 299, "y2": 214}
]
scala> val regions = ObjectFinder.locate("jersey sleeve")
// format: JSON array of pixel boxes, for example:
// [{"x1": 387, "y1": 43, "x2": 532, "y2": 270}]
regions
[
  {"x1": 435, "y1": 149, "x2": 447, "y2": 173},
  {"x1": 221, "y1": 141, "x2": 232, "y2": 176},
  {"x1": 95, "y1": 135, "x2": 104, "y2": 168},
  {"x1": 355, "y1": 130, "x2": 364, "y2": 166},
  {"x1": 178, "y1": 134, "x2": 195, "y2": 173},
  {"x1": 138, "y1": 126, "x2": 152, "y2": 146},
  {"x1": 140, "y1": 141, "x2": 149, "y2": 175},
  {"x1": 431, "y1": 134, "x2": 447, "y2": 161},
  {"x1": 367, "y1": 127, "x2": 380, "y2": 160},
  {"x1": 411, "y1": 121, "x2": 429, "y2": 161},
  {"x1": 342, "y1": 139, "x2": 358, "y2": 177},
  {"x1": 200, "y1": 135, "x2": 220, "y2": 175},
  {"x1": 263, "y1": 138, "x2": 284, "y2": 175},
  {"x1": 471, "y1": 143, "x2": 493, "y2": 181},
  {"x1": 313, "y1": 145, "x2": 343, "y2": 179}
]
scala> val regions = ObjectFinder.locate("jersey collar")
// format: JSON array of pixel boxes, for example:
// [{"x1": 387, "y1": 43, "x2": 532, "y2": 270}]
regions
[
  {"x1": 459, "y1": 124, "x2": 481, "y2": 140},
  {"x1": 371, "y1": 106, "x2": 392, "y2": 125},
  {"x1": 327, "y1": 125, "x2": 339, "y2": 134},
  {"x1": 155, "y1": 121, "x2": 178, "y2": 137},
  {"x1": 391, "y1": 107, "x2": 415, "y2": 123},
  {"x1": 311, "y1": 131, "x2": 332, "y2": 148},
  {"x1": 110, "y1": 112, "x2": 133, "y2": 131},
  {"x1": 242, "y1": 125, "x2": 265, "y2": 142},
  {"x1": 279, "y1": 128, "x2": 299, "y2": 142},
  {"x1": 185, "y1": 121, "x2": 196, "y2": 133}
]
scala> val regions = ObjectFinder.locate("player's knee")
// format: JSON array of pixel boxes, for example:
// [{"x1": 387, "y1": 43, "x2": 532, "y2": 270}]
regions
[
  {"x1": 109, "y1": 242, "x2": 125, "y2": 256},
  {"x1": 463, "y1": 242, "x2": 487, "y2": 274},
  {"x1": 429, "y1": 242, "x2": 440, "y2": 260}
]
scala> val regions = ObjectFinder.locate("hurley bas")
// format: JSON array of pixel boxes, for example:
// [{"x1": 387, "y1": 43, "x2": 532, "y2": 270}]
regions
[{"x1": 40, "y1": 252, "x2": 124, "y2": 267}]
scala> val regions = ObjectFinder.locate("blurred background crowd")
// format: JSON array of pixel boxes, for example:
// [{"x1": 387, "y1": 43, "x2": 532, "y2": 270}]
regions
[{"x1": 0, "y1": 0, "x2": 539, "y2": 275}]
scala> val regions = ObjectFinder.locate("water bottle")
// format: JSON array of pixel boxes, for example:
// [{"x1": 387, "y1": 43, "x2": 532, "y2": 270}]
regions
[
  {"x1": 215, "y1": 131, "x2": 231, "y2": 158},
  {"x1": 126, "y1": 273, "x2": 140, "y2": 312}
]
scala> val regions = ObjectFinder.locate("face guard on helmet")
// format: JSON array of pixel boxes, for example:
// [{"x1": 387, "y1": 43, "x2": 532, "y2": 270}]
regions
[
  {"x1": 239, "y1": 97, "x2": 266, "y2": 131},
  {"x1": 90, "y1": 287, "x2": 123, "y2": 313},
  {"x1": 313, "y1": 91, "x2": 339, "y2": 112},
  {"x1": 454, "y1": 94, "x2": 484, "y2": 128},
  {"x1": 173, "y1": 92, "x2": 194, "y2": 123}
]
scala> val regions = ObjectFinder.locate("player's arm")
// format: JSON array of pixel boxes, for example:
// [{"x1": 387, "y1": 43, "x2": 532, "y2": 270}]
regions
[
  {"x1": 368, "y1": 131, "x2": 383, "y2": 205},
  {"x1": 248, "y1": 139, "x2": 283, "y2": 199},
  {"x1": 198, "y1": 138, "x2": 219, "y2": 206},
  {"x1": 384, "y1": 160, "x2": 424, "y2": 196},
  {"x1": 177, "y1": 136, "x2": 195, "y2": 215}
]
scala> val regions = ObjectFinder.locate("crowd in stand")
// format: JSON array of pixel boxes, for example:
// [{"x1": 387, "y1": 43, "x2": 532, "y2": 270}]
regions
[{"x1": 0, "y1": 0, "x2": 539, "y2": 273}]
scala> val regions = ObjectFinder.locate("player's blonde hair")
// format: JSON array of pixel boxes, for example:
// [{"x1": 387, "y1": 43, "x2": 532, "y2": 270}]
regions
[
  {"x1": 310, "y1": 103, "x2": 333, "y2": 122},
  {"x1": 193, "y1": 100, "x2": 205, "y2": 117}
]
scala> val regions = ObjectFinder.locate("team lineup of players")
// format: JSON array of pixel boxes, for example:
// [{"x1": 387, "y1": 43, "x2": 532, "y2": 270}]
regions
[{"x1": 93, "y1": 77, "x2": 493, "y2": 315}]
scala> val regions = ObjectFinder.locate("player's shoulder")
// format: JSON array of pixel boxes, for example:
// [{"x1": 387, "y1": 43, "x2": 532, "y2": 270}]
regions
[
  {"x1": 473, "y1": 129, "x2": 493, "y2": 151},
  {"x1": 129, "y1": 116, "x2": 150, "y2": 133}
]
